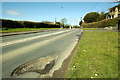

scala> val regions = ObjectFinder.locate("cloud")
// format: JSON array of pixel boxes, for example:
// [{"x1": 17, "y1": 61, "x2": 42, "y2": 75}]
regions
[{"x1": 5, "y1": 10, "x2": 23, "y2": 16}]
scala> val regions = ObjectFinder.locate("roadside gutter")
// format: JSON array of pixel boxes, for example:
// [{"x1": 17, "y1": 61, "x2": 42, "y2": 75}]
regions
[{"x1": 52, "y1": 31, "x2": 83, "y2": 78}]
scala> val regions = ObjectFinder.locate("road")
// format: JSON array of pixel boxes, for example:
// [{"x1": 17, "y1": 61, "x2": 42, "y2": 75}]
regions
[{"x1": 2, "y1": 29, "x2": 83, "y2": 78}]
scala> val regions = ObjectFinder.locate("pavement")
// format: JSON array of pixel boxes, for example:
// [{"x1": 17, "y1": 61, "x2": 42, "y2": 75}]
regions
[{"x1": 2, "y1": 29, "x2": 83, "y2": 78}]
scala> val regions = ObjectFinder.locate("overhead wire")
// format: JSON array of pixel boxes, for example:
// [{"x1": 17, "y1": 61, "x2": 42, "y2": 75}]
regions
[
  {"x1": 80, "y1": 2, "x2": 99, "y2": 21},
  {"x1": 89, "y1": 2, "x2": 98, "y2": 11}
]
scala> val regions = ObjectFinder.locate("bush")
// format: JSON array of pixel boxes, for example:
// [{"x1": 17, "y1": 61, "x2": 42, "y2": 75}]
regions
[
  {"x1": 64, "y1": 24, "x2": 71, "y2": 28},
  {"x1": 73, "y1": 25, "x2": 80, "y2": 28},
  {"x1": 82, "y1": 18, "x2": 118, "y2": 28},
  {"x1": 55, "y1": 22, "x2": 60, "y2": 26}
]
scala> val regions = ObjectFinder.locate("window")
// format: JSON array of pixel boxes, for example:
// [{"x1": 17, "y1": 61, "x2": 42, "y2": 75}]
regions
[{"x1": 112, "y1": 15, "x2": 114, "y2": 18}]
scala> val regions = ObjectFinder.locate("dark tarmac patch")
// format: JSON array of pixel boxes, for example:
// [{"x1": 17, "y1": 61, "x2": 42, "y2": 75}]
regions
[{"x1": 10, "y1": 56, "x2": 57, "y2": 77}]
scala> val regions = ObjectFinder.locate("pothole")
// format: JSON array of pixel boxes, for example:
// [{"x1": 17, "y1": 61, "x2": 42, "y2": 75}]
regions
[{"x1": 10, "y1": 56, "x2": 58, "y2": 77}]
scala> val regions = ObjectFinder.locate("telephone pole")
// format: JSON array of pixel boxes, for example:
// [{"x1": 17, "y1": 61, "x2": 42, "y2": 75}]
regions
[
  {"x1": 60, "y1": 6, "x2": 63, "y2": 28},
  {"x1": 55, "y1": 18, "x2": 56, "y2": 24}
]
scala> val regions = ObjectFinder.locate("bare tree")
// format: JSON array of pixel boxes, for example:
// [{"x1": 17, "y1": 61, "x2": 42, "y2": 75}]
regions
[{"x1": 60, "y1": 18, "x2": 67, "y2": 27}]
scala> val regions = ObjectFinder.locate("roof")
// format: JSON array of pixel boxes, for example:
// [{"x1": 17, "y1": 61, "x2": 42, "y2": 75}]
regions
[{"x1": 109, "y1": 4, "x2": 120, "y2": 10}]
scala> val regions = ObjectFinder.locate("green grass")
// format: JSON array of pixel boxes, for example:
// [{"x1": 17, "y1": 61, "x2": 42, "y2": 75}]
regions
[
  {"x1": 65, "y1": 31, "x2": 118, "y2": 78},
  {"x1": 1, "y1": 28, "x2": 60, "y2": 33},
  {"x1": 82, "y1": 28, "x2": 98, "y2": 30}
]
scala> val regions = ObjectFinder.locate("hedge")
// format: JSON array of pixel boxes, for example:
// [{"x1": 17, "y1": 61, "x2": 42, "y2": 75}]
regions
[
  {"x1": 2, "y1": 19, "x2": 60, "y2": 29},
  {"x1": 82, "y1": 18, "x2": 118, "y2": 28}
]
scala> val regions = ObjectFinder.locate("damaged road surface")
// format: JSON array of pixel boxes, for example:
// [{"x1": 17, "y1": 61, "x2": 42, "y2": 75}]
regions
[
  {"x1": 11, "y1": 56, "x2": 58, "y2": 77},
  {"x1": 2, "y1": 29, "x2": 83, "y2": 78}
]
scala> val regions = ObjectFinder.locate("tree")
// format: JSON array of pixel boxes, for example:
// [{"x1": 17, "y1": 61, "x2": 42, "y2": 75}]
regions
[
  {"x1": 79, "y1": 20, "x2": 83, "y2": 26},
  {"x1": 97, "y1": 12, "x2": 107, "y2": 21},
  {"x1": 83, "y1": 12, "x2": 100, "y2": 23},
  {"x1": 60, "y1": 18, "x2": 67, "y2": 27}
]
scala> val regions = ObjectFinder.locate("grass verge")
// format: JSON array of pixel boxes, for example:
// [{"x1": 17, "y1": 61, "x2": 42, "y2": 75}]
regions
[
  {"x1": 82, "y1": 28, "x2": 99, "y2": 30},
  {"x1": 65, "y1": 31, "x2": 118, "y2": 78},
  {"x1": 1, "y1": 28, "x2": 60, "y2": 33}
]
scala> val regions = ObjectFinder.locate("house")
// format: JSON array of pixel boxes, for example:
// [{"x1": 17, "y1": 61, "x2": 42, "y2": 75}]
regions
[{"x1": 106, "y1": 4, "x2": 120, "y2": 19}]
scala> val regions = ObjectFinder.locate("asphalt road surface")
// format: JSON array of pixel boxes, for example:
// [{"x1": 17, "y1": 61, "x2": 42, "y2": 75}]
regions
[{"x1": 2, "y1": 29, "x2": 83, "y2": 78}]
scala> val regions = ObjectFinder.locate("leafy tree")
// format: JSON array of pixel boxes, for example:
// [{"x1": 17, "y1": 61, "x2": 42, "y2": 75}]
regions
[
  {"x1": 97, "y1": 12, "x2": 107, "y2": 21},
  {"x1": 79, "y1": 20, "x2": 83, "y2": 26},
  {"x1": 83, "y1": 12, "x2": 100, "y2": 23}
]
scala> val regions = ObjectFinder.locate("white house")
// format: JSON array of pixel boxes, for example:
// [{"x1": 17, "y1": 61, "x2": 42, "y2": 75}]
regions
[{"x1": 106, "y1": 4, "x2": 120, "y2": 19}]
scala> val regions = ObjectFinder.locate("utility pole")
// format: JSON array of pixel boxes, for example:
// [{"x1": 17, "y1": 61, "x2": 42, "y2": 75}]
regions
[
  {"x1": 60, "y1": 6, "x2": 63, "y2": 29},
  {"x1": 114, "y1": 0, "x2": 120, "y2": 31},
  {"x1": 55, "y1": 18, "x2": 56, "y2": 24}
]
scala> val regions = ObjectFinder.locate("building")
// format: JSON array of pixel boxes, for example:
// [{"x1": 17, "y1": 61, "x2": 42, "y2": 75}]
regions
[{"x1": 106, "y1": 4, "x2": 120, "y2": 19}]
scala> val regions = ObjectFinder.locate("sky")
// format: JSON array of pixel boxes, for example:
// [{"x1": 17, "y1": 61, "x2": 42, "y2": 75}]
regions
[
  {"x1": 2, "y1": 2, "x2": 119, "y2": 26},
  {"x1": 1, "y1": 0, "x2": 118, "y2": 2}
]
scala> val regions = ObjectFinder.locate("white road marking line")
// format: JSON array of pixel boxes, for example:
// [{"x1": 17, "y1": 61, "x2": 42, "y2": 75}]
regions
[
  {"x1": 2, "y1": 30, "x2": 75, "y2": 62},
  {"x1": 2, "y1": 30, "x2": 71, "y2": 47}
]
